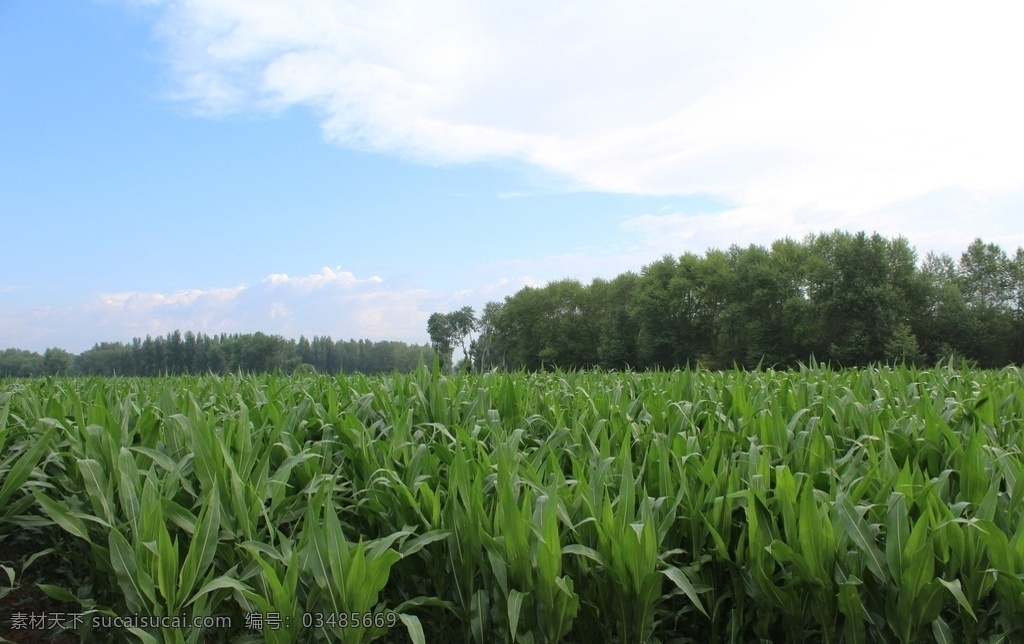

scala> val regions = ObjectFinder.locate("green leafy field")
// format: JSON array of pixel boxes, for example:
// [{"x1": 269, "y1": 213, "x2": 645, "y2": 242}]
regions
[{"x1": 2, "y1": 364, "x2": 1024, "y2": 642}]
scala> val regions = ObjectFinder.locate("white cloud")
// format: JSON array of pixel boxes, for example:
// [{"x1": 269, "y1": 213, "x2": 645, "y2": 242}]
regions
[
  {"x1": 2, "y1": 260, "x2": 593, "y2": 353},
  {"x1": 3, "y1": 267, "x2": 438, "y2": 353},
  {"x1": 98, "y1": 285, "x2": 246, "y2": 309},
  {"x1": 451, "y1": 276, "x2": 544, "y2": 302},
  {"x1": 620, "y1": 185, "x2": 1024, "y2": 264},
  {"x1": 146, "y1": 0, "x2": 1024, "y2": 233},
  {"x1": 621, "y1": 208, "x2": 786, "y2": 254},
  {"x1": 263, "y1": 266, "x2": 381, "y2": 290}
]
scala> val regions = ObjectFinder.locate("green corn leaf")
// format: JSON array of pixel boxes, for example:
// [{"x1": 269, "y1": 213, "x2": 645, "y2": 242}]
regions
[
  {"x1": 126, "y1": 627, "x2": 162, "y2": 644},
  {"x1": 188, "y1": 575, "x2": 251, "y2": 604},
  {"x1": 36, "y1": 583, "x2": 79, "y2": 603},
  {"x1": 321, "y1": 496, "x2": 350, "y2": 610},
  {"x1": 364, "y1": 528, "x2": 412, "y2": 561},
  {"x1": 302, "y1": 517, "x2": 331, "y2": 596},
  {"x1": 108, "y1": 526, "x2": 151, "y2": 614},
  {"x1": 937, "y1": 577, "x2": 977, "y2": 620},
  {"x1": 662, "y1": 564, "x2": 708, "y2": 618},
  {"x1": 903, "y1": 508, "x2": 935, "y2": 599},
  {"x1": 156, "y1": 520, "x2": 178, "y2": 610},
  {"x1": 550, "y1": 575, "x2": 580, "y2": 641},
  {"x1": 508, "y1": 588, "x2": 527, "y2": 642},
  {"x1": 32, "y1": 490, "x2": 93, "y2": 542},
  {"x1": 398, "y1": 528, "x2": 451, "y2": 558},
  {"x1": 767, "y1": 539, "x2": 820, "y2": 587},
  {"x1": 886, "y1": 492, "x2": 910, "y2": 581},
  {"x1": 932, "y1": 616, "x2": 955, "y2": 644},
  {"x1": 0, "y1": 423, "x2": 55, "y2": 509},
  {"x1": 267, "y1": 450, "x2": 319, "y2": 512},
  {"x1": 78, "y1": 458, "x2": 117, "y2": 526},
  {"x1": 470, "y1": 588, "x2": 489, "y2": 644},
  {"x1": 960, "y1": 431, "x2": 987, "y2": 507},
  {"x1": 398, "y1": 613, "x2": 426, "y2": 644},
  {"x1": 129, "y1": 446, "x2": 179, "y2": 473},
  {"x1": 117, "y1": 448, "x2": 142, "y2": 532},
  {"x1": 486, "y1": 546, "x2": 509, "y2": 599},
  {"x1": 0, "y1": 399, "x2": 9, "y2": 449},
  {"x1": 563, "y1": 543, "x2": 607, "y2": 569},
  {"x1": 837, "y1": 577, "x2": 868, "y2": 644},
  {"x1": 972, "y1": 519, "x2": 1013, "y2": 573},
  {"x1": 359, "y1": 544, "x2": 401, "y2": 613},
  {"x1": 161, "y1": 496, "x2": 198, "y2": 534},
  {"x1": 775, "y1": 465, "x2": 799, "y2": 542},
  {"x1": 798, "y1": 481, "x2": 829, "y2": 582},
  {"x1": 179, "y1": 485, "x2": 220, "y2": 598},
  {"x1": 836, "y1": 493, "x2": 888, "y2": 583},
  {"x1": 535, "y1": 492, "x2": 562, "y2": 588}
]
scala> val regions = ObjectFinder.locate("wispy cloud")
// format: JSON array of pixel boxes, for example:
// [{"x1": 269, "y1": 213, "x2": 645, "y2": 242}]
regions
[
  {"x1": 97, "y1": 285, "x2": 246, "y2": 310},
  {"x1": 451, "y1": 276, "x2": 545, "y2": 303},
  {"x1": 3, "y1": 267, "x2": 433, "y2": 353},
  {"x1": 107, "y1": 267, "x2": 425, "y2": 341},
  {"x1": 263, "y1": 266, "x2": 382, "y2": 290}
]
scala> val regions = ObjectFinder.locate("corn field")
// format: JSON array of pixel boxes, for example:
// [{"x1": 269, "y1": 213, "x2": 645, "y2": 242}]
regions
[{"x1": 2, "y1": 364, "x2": 1024, "y2": 642}]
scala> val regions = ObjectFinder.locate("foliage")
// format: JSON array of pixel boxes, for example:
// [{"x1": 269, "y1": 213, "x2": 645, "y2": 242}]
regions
[
  {"x1": 3, "y1": 365, "x2": 1024, "y2": 642},
  {"x1": 0, "y1": 349, "x2": 45, "y2": 378},
  {"x1": 427, "y1": 307, "x2": 478, "y2": 372},
  {"x1": 453, "y1": 231, "x2": 1024, "y2": 371},
  {"x1": 1, "y1": 333, "x2": 434, "y2": 377}
]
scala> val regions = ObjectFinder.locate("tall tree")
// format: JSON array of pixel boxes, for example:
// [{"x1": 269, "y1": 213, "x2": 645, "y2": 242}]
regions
[
  {"x1": 472, "y1": 301, "x2": 506, "y2": 370},
  {"x1": 803, "y1": 231, "x2": 922, "y2": 365},
  {"x1": 448, "y1": 306, "x2": 478, "y2": 368},
  {"x1": 43, "y1": 347, "x2": 73, "y2": 375},
  {"x1": 633, "y1": 255, "x2": 685, "y2": 369},
  {"x1": 955, "y1": 239, "x2": 1016, "y2": 366},
  {"x1": 592, "y1": 273, "x2": 639, "y2": 369},
  {"x1": 959, "y1": 239, "x2": 1013, "y2": 310},
  {"x1": 427, "y1": 312, "x2": 456, "y2": 371}
]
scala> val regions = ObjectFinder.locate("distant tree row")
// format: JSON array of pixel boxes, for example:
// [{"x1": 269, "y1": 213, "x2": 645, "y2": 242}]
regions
[
  {"x1": 451, "y1": 231, "x2": 1024, "y2": 370},
  {"x1": 0, "y1": 331, "x2": 434, "y2": 377}
]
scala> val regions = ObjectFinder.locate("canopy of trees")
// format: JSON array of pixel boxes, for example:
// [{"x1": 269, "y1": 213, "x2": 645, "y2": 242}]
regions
[
  {"x1": 427, "y1": 306, "x2": 478, "y2": 371},
  {"x1": 462, "y1": 231, "x2": 1024, "y2": 370},
  {"x1": 0, "y1": 332, "x2": 433, "y2": 377},
  {"x1": 7, "y1": 231, "x2": 1022, "y2": 378}
]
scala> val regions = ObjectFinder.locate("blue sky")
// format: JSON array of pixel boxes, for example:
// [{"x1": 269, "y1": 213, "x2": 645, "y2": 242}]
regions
[{"x1": 2, "y1": 1, "x2": 1023, "y2": 353}]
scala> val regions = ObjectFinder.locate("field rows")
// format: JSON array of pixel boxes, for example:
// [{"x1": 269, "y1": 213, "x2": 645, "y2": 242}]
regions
[{"x1": 2, "y1": 364, "x2": 1024, "y2": 642}]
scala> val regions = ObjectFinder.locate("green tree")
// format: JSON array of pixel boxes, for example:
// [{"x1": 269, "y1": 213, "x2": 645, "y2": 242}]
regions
[
  {"x1": 955, "y1": 239, "x2": 1016, "y2": 366},
  {"x1": 633, "y1": 252, "x2": 724, "y2": 368},
  {"x1": 632, "y1": 255, "x2": 685, "y2": 369},
  {"x1": 803, "y1": 231, "x2": 923, "y2": 366},
  {"x1": 0, "y1": 349, "x2": 44, "y2": 377},
  {"x1": 448, "y1": 306, "x2": 478, "y2": 369},
  {"x1": 539, "y1": 280, "x2": 599, "y2": 368},
  {"x1": 427, "y1": 312, "x2": 456, "y2": 371},
  {"x1": 1011, "y1": 248, "x2": 1024, "y2": 363},
  {"x1": 472, "y1": 301, "x2": 506, "y2": 370},
  {"x1": 918, "y1": 252, "x2": 969, "y2": 362},
  {"x1": 959, "y1": 238, "x2": 1013, "y2": 310},
  {"x1": 75, "y1": 342, "x2": 131, "y2": 376},
  {"x1": 716, "y1": 243, "x2": 806, "y2": 368},
  {"x1": 427, "y1": 308, "x2": 478, "y2": 371},
  {"x1": 592, "y1": 272, "x2": 639, "y2": 369},
  {"x1": 43, "y1": 347, "x2": 73, "y2": 375}
]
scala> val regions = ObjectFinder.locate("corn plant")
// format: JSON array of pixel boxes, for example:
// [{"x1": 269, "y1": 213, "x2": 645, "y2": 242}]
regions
[{"x1": 4, "y1": 365, "x2": 1024, "y2": 642}]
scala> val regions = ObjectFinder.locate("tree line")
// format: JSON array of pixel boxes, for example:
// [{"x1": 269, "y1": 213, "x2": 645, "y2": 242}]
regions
[
  {"x1": 0, "y1": 331, "x2": 434, "y2": 377},
  {"x1": 7, "y1": 230, "x2": 1021, "y2": 377},
  {"x1": 429, "y1": 231, "x2": 1024, "y2": 371}
]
